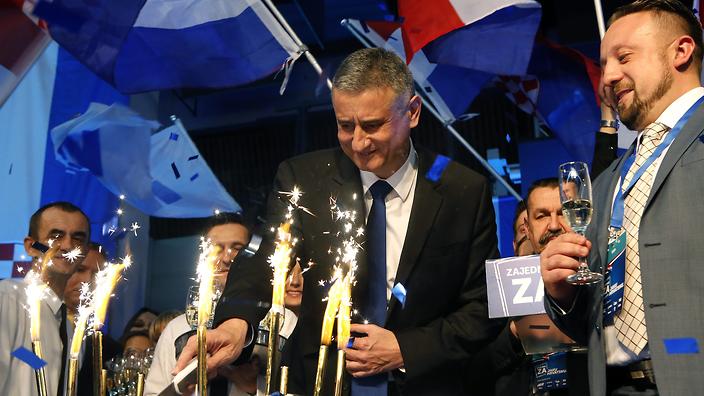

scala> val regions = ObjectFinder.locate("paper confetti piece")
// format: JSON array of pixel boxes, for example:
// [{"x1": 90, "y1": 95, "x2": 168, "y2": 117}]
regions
[
  {"x1": 12, "y1": 347, "x2": 47, "y2": 369},
  {"x1": 392, "y1": 283, "x2": 407, "y2": 308},
  {"x1": 425, "y1": 155, "x2": 450, "y2": 182},
  {"x1": 664, "y1": 338, "x2": 699, "y2": 354}
]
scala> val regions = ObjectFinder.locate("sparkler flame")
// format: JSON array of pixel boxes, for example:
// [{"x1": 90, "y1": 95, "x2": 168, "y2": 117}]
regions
[
  {"x1": 321, "y1": 277, "x2": 343, "y2": 346},
  {"x1": 270, "y1": 223, "x2": 293, "y2": 311},
  {"x1": 69, "y1": 282, "x2": 92, "y2": 358},
  {"x1": 25, "y1": 271, "x2": 49, "y2": 342},
  {"x1": 196, "y1": 241, "x2": 220, "y2": 327},
  {"x1": 337, "y1": 275, "x2": 351, "y2": 350},
  {"x1": 91, "y1": 256, "x2": 131, "y2": 330},
  {"x1": 26, "y1": 243, "x2": 61, "y2": 342},
  {"x1": 62, "y1": 247, "x2": 83, "y2": 264}
]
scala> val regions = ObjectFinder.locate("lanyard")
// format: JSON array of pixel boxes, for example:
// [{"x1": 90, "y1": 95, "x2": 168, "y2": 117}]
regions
[{"x1": 609, "y1": 96, "x2": 704, "y2": 229}]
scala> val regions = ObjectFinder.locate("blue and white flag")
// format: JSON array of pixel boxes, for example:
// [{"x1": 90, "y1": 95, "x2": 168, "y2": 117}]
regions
[
  {"x1": 33, "y1": 0, "x2": 301, "y2": 93},
  {"x1": 51, "y1": 103, "x2": 241, "y2": 218}
]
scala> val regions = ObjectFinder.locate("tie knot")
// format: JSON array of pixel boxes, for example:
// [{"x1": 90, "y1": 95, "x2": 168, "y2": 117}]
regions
[
  {"x1": 642, "y1": 122, "x2": 668, "y2": 144},
  {"x1": 369, "y1": 180, "x2": 393, "y2": 200}
]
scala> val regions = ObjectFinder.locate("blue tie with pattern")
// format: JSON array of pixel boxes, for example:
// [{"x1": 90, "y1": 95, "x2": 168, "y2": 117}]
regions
[{"x1": 352, "y1": 180, "x2": 393, "y2": 395}]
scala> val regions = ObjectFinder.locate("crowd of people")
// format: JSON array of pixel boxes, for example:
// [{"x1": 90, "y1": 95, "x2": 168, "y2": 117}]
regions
[{"x1": 1, "y1": 0, "x2": 702, "y2": 395}]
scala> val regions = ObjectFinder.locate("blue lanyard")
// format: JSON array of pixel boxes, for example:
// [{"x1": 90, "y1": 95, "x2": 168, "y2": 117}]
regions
[{"x1": 610, "y1": 96, "x2": 704, "y2": 229}]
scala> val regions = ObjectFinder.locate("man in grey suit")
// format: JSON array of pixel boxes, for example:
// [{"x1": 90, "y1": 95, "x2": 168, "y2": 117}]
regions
[{"x1": 541, "y1": 1, "x2": 704, "y2": 395}]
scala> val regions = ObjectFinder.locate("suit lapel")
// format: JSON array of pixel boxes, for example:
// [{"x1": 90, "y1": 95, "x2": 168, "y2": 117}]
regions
[
  {"x1": 386, "y1": 150, "x2": 442, "y2": 320},
  {"x1": 646, "y1": 105, "x2": 704, "y2": 209},
  {"x1": 596, "y1": 147, "x2": 633, "y2": 271}
]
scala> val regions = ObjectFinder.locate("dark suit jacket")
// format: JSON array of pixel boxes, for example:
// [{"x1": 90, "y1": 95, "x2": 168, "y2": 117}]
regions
[
  {"x1": 215, "y1": 146, "x2": 504, "y2": 395},
  {"x1": 546, "y1": 101, "x2": 704, "y2": 395}
]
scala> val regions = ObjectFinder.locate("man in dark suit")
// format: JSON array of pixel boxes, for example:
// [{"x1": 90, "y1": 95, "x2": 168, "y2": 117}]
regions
[
  {"x1": 541, "y1": 1, "x2": 704, "y2": 394},
  {"x1": 174, "y1": 48, "x2": 504, "y2": 395}
]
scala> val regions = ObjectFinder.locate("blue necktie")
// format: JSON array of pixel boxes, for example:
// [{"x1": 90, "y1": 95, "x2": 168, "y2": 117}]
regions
[{"x1": 352, "y1": 180, "x2": 392, "y2": 396}]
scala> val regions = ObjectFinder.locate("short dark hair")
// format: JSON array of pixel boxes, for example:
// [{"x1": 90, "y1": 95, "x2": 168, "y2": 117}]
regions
[
  {"x1": 28, "y1": 201, "x2": 90, "y2": 240},
  {"x1": 333, "y1": 48, "x2": 415, "y2": 100},
  {"x1": 525, "y1": 178, "x2": 560, "y2": 214},
  {"x1": 610, "y1": 0, "x2": 703, "y2": 72},
  {"x1": 203, "y1": 212, "x2": 247, "y2": 235}
]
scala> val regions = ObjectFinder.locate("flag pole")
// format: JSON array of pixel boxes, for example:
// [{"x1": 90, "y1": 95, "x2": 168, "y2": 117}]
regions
[
  {"x1": 593, "y1": 0, "x2": 606, "y2": 39},
  {"x1": 261, "y1": 0, "x2": 332, "y2": 89},
  {"x1": 342, "y1": 19, "x2": 521, "y2": 201}
]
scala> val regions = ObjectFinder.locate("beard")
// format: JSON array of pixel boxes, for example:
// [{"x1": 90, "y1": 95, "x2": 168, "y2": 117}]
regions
[{"x1": 617, "y1": 66, "x2": 673, "y2": 131}]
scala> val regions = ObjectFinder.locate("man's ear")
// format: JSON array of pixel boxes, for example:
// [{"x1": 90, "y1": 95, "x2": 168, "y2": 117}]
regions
[
  {"x1": 23, "y1": 237, "x2": 42, "y2": 259},
  {"x1": 673, "y1": 35, "x2": 696, "y2": 70},
  {"x1": 408, "y1": 95, "x2": 422, "y2": 128}
]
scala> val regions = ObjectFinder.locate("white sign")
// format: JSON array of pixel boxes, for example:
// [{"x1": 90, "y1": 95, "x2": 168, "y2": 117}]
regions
[{"x1": 485, "y1": 255, "x2": 546, "y2": 318}]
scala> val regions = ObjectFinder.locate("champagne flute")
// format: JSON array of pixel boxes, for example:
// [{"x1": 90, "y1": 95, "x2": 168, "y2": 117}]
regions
[
  {"x1": 185, "y1": 286, "x2": 199, "y2": 330},
  {"x1": 558, "y1": 161, "x2": 603, "y2": 284},
  {"x1": 185, "y1": 284, "x2": 222, "y2": 330}
]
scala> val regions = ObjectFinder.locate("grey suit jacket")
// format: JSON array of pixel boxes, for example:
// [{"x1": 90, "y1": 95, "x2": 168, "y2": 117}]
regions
[{"x1": 546, "y1": 103, "x2": 704, "y2": 396}]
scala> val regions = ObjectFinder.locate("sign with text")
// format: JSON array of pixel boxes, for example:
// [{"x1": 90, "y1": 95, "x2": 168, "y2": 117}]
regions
[{"x1": 486, "y1": 255, "x2": 546, "y2": 318}]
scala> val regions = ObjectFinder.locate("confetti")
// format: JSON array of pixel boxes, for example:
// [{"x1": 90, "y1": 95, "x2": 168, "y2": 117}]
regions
[{"x1": 11, "y1": 347, "x2": 47, "y2": 369}]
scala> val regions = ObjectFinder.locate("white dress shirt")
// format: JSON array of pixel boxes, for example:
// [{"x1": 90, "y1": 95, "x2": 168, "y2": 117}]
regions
[
  {"x1": 605, "y1": 86, "x2": 704, "y2": 365},
  {"x1": 360, "y1": 143, "x2": 418, "y2": 301},
  {"x1": 0, "y1": 274, "x2": 71, "y2": 396}
]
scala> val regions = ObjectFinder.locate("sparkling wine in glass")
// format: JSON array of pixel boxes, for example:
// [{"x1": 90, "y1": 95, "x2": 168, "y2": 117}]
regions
[{"x1": 559, "y1": 161, "x2": 603, "y2": 285}]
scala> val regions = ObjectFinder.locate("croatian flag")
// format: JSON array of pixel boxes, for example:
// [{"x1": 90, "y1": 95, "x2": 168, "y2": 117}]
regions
[
  {"x1": 0, "y1": 0, "x2": 51, "y2": 106},
  {"x1": 398, "y1": 0, "x2": 541, "y2": 73},
  {"x1": 32, "y1": 0, "x2": 301, "y2": 93},
  {"x1": 345, "y1": 18, "x2": 491, "y2": 123}
]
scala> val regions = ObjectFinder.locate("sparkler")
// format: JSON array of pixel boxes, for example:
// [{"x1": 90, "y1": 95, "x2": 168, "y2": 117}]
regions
[
  {"x1": 196, "y1": 240, "x2": 220, "y2": 396},
  {"x1": 91, "y1": 255, "x2": 132, "y2": 396},
  {"x1": 26, "y1": 242, "x2": 59, "y2": 396},
  {"x1": 25, "y1": 271, "x2": 50, "y2": 396},
  {"x1": 265, "y1": 186, "x2": 307, "y2": 394},
  {"x1": 335, "y1": 274, "x2": 351, "y2": 396},
  {"x1": 67, "y1": 283, "x2": 92, "y2": 396},
  {"x1": 314, "y1": 276, "x2": 343, "y2": 396},
  {"x1": 315, "y1": 196, "x2": 363, "y2": 396}
]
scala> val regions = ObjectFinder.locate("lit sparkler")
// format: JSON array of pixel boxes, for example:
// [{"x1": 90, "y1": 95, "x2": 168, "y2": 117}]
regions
[
  {"x1": 67, "y1": 283, "x2": 92, "y2": 396},
  {"x1": 196, "y1": 240, "x2": 220, "y2": 396},
  {"x1": 335, "y1": 274, "x2": 351, "y2": 396},
  {"x1": 25, "y1": 271, "x2": 49, "y2": 396},
  {"x1": 90, "y1": 255, "x2": 132, "y2": 396},
  {"x1": 26, "y1": 242, "x2": 59, "y2": 396},
  {"x1": 265, "y1": 186, "x2": 308, "y2": 395},
  {"x1": 315, "y1": 195, "x2": 363, "y2": 395},
  {"x1": 314, "y1": 276, "x2": 343, "y2": 396}
]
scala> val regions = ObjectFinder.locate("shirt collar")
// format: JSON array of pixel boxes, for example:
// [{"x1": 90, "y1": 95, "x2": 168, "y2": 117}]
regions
[
  {"x1": 360, "y1": 141, "x2": 418, "y2": 202},
  {"x1": 24, "y1": 271, "x2": 64, "y2": 316},
  {"x1": 654, "y1": 86, "x2": 704, "y2": 129}
]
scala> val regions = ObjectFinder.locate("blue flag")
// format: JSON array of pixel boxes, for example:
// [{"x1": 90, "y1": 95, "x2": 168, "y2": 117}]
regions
[
  {"x1": 33, "y1": 0, "x2": 301, "y2": 93},
  {"x1": 51, "y1": 103, "x2": 241, "y2": 218}
]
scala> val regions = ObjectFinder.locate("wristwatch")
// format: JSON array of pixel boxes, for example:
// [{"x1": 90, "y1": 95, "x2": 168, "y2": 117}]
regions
[{"x1": 600, "y1": 119, "x2": 620, "y2": 129}]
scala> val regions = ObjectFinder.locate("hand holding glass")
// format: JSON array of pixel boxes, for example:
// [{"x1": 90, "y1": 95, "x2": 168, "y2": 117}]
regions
[{"x1": 558, "y1": 161, "x2": 602, "y2": 285}]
